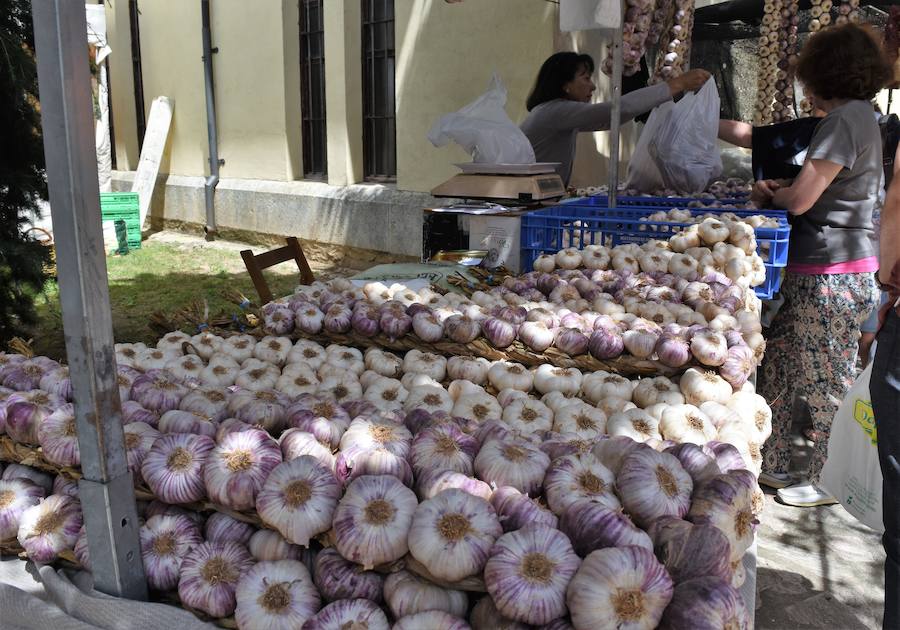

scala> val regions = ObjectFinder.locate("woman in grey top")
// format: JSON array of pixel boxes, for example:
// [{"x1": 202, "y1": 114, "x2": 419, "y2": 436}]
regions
[
  {"x1": 751, "y1": 23, "x2": 892, "y2": 507},
  {"x1": 519, "y1": 52, "x2": 710, "y2": 186}
]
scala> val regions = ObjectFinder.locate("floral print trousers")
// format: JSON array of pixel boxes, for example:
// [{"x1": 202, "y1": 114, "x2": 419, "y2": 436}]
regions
[{"x1": 758, "y1": 271, "x2": 881, "y2": 483}]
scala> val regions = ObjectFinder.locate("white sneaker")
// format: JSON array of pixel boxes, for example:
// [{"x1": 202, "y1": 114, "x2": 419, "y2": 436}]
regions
[
  {"x1": 759, "y1": 471, "x2": 793, "y2": 489},
  {"x1": 776, "y1": 482, "x2": 837, "y2": 507}
]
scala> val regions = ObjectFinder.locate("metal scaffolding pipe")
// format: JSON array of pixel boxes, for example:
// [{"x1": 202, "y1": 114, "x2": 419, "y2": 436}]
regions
[
  {"x1": 31, "y1": 0, "x2": 147, "y2": 600},
  {"x1": 202, "y1": 0, "x2": 220, "y2": 241}
]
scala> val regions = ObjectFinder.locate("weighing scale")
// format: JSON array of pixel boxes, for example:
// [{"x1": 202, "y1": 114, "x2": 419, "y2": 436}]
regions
[{"x1": 430, "y1": 162, "x2": 566, "y2": 204}]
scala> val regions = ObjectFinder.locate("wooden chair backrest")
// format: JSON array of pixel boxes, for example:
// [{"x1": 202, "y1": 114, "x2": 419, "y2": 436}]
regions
[{"x1": 240, "y1": 236, "x2": 315, "y2": 304}]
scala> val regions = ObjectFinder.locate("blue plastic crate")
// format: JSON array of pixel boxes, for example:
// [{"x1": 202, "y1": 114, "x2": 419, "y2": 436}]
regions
[
  {"x1": 563, "y1": 194, "x2": 754, "y2": 209},
  {"x1": 520, "y1": 204, "x2": 791, "y2": 300}
]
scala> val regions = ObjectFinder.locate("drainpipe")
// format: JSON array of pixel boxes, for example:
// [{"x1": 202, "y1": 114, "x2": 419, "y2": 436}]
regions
[{"x1": 201, "y1": 0, "x2": 220, "y2": 241}]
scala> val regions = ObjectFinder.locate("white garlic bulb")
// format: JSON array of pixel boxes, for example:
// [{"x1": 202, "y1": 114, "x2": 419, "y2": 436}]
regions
[{"x1": 234, "y1": 560, "x2": 321, "y2": 630}]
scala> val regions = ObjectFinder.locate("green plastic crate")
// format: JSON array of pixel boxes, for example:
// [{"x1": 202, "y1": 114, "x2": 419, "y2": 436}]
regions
[{"x1": 100, "y1": 192, "x2": 141, "y2": 250}]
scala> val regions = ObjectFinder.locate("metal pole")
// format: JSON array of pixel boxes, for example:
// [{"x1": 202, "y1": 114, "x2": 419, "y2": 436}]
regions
[
  {"x1": 202, "y1": 0, "x2": 220, "y2": 241},
  {"x1": 608, "y1": 15, "x2": 624, "y2": 209},
  {"x1": 31, "y1": 0, "x2": 147, "y2": 600}
]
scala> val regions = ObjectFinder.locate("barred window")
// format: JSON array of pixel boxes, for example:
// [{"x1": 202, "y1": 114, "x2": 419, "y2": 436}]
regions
[
  {"x1": 300, "y1": 0, "x2": 327, "y2": 178},
  {"x1": 361, "y1": 0, "x2": 396, "y2": 181}
]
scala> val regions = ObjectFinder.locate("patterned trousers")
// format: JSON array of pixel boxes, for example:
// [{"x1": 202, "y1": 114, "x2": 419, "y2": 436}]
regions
[{"x1": 758, "y1": 271, "x2": 881, "y2": 483}]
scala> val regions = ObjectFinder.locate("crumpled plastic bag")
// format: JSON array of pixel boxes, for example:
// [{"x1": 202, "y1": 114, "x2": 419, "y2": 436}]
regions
[
  {"x1": 428, "y1": 74, "x2": 535, "y2": 164},
  {"x1": 627, "y1": 80, "x2": 723, "y2": 193}
]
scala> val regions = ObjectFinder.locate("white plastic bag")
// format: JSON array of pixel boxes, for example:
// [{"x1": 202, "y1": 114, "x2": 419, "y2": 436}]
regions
[
  {"x1": 428, "y1": 74, "x2": 535, "y2": 164},
  {"x1": 625, "y1": 100, "x2": 673, "y2": 192},
  {"x1": 654, "y1": 80, "x2": 723, "y2": 192},
  {"x1": 821, "y1": 364, "x2": 884, "y2": 532}
]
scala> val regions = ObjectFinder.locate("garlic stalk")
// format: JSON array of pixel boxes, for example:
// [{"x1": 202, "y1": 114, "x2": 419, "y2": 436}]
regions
[
  {"x1": 141, "y1": 433, "x2": 215, "y2": 504},
  {"x1": 177, "y1": 541, "x2": 254, "y2": 618},
  {"x1": 235, "y1": 559, "x2": 321, "y2": 630},
  {"x1": 408, "y1": 488, "x2": 502, "y2": 581},
  {"x1": 257, "y1": 456, "x2": 341, "y2": 547},
  {"x1": 17, "y1": 494, "x2": 82, "y2": 564},
  {"x1": 333, "y1": 474, "x2": 418, "y2": 569},
  {"x1": 204, "y1": 428, "x2": 282, "y2": 510},
  {"x1": 140, "y1": 514, "x2": 203, "y2": 591},
  {"x1": 484, "y1": 524, "x2": 581, "y2": 625}
]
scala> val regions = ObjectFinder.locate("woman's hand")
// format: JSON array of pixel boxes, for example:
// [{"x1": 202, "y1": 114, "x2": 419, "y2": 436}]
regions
[
  {"x1": 751, "y1": 179, "x2": 782, "y2": 207},
  {"x1": 667, "y1": 69, "x2": 712, "y2": 97}
]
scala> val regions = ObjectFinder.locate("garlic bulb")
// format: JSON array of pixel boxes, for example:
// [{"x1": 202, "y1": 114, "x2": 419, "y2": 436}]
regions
[
  {"x1": 502, "y1": 397, "x2": 554, "y2": 434},
  {"x1": 0, "y1": 478, "x2": 44, "y2": 539},
  {"x1": 254, "y1": 335, "x2": 293, "y2": 366},
  {"x1": 581, "y1": 371, "x2": 633, "y2": 404},
  {"x1": 403, "y1": 385, "x2": 454, "y2": 416},
  {"x1": 178, "y1": 390, "x2": 228, "y2": 424},
  {"x1": 688, "y1": 471, "x2": 757, "y2": 562},
  {"x1": 157, "y1": 330, "x2": 190, "y2": 352},
  {"x1": 325, "y1": 345, "x2": 365, "y2": 376},
  {"x1": 410, "y1": 423, "x2": 478, "y2": 477},
  {"x1": 475, "y1": 438, "x2": 550, "y2": 496},
  {"x1": 659, "y1": 404, "x2": 718, "y2": 444},
  {"x1": 551, "y1": 402, "x2": 607, "y2": 439},
  {"x1": 484, "y1": 524, "x2": 580, "y2": 625},
  {"x1": 498, "y1": 388, "x2": 529, "y2": 408},
  {"x1": 607, "y1": 408, "x2": 662, "y2": 442},
  {"x1": 220, "y1": 335, "x2": 257, "y2": 364},
  {"x1": 201, "y1": 354, "x2": 240, "y2": 388},
  {"x1": 52, "y1": 475, "x2": 79, "y2": 499},
  {"x1": 408, "y1": 488, "x2": 502, "y2": 581},
  {"x1": 140, "y1": 514, "x2": 203, "y2": 591},
  {"x1": 403, "y1": 349, "x2": 447, "y2": 382},
  {"x1": 205, "y1": 512, "x2": 255, "y2": 545},
  {"x1": 566, "y1": 546, "x2": 673, "y2": 630},
  {"x1": 646, "y1": 516, "x2": 732, "y2": 584},
  {"x1": 131, "y1": 372, "x2": 189, "y2": 413},
  {"x1": 632, "y1": 377, "x2": 684, "y2": 408},
  {"x1": 660, "y1": 576, "x2": 752, "y2": 630},
  {"x1": 452, "y1": 393, "x2": 502, "y2": 424},
  {"x1": 618, "y1": 448, "x2": 693, "y2": 528},
  {"x1": 165, "y1": 355, "x2": 204, "y2": 385},
  {"x1": 204, "y1": 428, "x2": 282, "y2": 510},
  {"x1": 158, "y1": 410, "x2": 217, "y2": 438},
  {"x1": 470, "y1": 595, "x2": 531, "y2": 630},
  {"x1": 257, "y1": 456, "x2": 340, "y2": 546},
  {"x1": 726, "y1": 391, "x2": 772, "y2": 443},
  {"x1": 446, "y1": 355, "x2": 491, "y2": 384},
  {"x1": 317, "y1": 372, "x2": 363, "y2": 404},
  {"x1": 141, "y1": 433, "x2": 215, "y2": 504},
  {"x1": 5, "y1": 392, "x2": 64, "y2": 444},
  {"x1": 340, "y1": 416, "x2": 412, "y2": 460},
  {"x1": 300, "y1": 598, "x2": 389, "y2": 630},
  {"x1": 17, "y1": 494, "x2": 82, "y2": 563},
  {"x1": 393, "y1": 611, "x2": 471, "y2": 630},
  {"x1": 136, "y1": 348, "x2": 181, "y2": 372},
  {"x1": 544, "y1": 454, "x2": 619, "y2": 515},
  {"x1": 115, "y1": 342, "x2": 146, "y2": 368},
  {"x1": 313, "y1": 547, "x2": 384, "y2": 603},
  {"x1": 490, "y1": 486, "x2": 558, "y2": 532},
  {"x1": 287, "y1": 340, "x2": 327, "y2": 370},
  {"x1": 189, "y1": 332, "x2": 223, "y2": 360},
  {"x1": 664, "y1": 443, "x2": 721, "y2": 487},
  {"x1": 277, "y1": 364, "x2": 320, "y2": 398},
  {"x1": 178, "y1": 541, "x2": 254, "y2": 618},
  {"x1": 680, "y1": 368, "x2": 733, "y2": 405},
  {"x1": 691, "y1": 330, "x2": 728, "y2": 366},
  {"x1": 229, "y1": 388, "x2": 291, "y2": 434},
  {"x1": 236, "y1": 359, "x2": 281, "y2": 392},
  {"x1": 37, "y1": 403, "x2": 80, "y2": 467},
  {"x1": 2, "y1": 463, "x2": 53, "y2": 492},
  {"x1": 417, "y1": 469, "x2": 493, "y2": 502},
  {"x1": 488, "y1": 362, "x2": 533, "y2": 393},
  {"x1": 333, "y1": 474, "x2": 418, "y2": 569},
  {"x1": 533, "y1": 365, "x2": 583, "y2": 397},
  {"x1": 362, "y1": 377, "x2": 408, "y2": 412},
  {"x1": 559, "y1": 501, "x2": 653, "y2": 556},
  {"x1": 39, "y1": 366, "x2": 72, "y2": 401},
  {"x1": 235, "y1": 560, "x2": 321, "y2": 630},
  {"x1": 248, "y1": 529, "x2": 304, "y2": 561},
  {"x1": 518, "y1": 320, "x2": 556, "y2": 352},
  {"x1": 364, "y1": 348, "x2": 403, "y2": 378},
  {"x1": 383, "y1": 570, "x2": 468, "y2": 618},
  {"x1": 280, "y1": 429, "x2": 336, "y2": 470}
]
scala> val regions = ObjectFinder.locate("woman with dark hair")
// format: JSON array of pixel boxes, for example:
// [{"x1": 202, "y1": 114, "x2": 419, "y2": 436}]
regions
[
  {"x1": 520, "y1": 52, "x2": 711, "y2": 185},
  {"x1": 751, "y1": 22, "x2": 893, "y2": 507}
]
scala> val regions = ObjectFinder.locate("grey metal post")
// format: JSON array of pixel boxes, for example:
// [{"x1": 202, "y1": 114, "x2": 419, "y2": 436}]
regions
[
  {"x1": 202, "y1": 0, "x2": 220, "y2": 241},
  {"x1": 31, "y1": 0, "x2": 147, "y2": 600},
  {"x1": 608, "y1": 17, "x2": 624, "y2": 209}
]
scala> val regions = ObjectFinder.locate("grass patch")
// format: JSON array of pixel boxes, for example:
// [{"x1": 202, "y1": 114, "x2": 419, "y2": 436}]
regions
[{"x1": 30, "y1": 241, "x2": 306, "y2": 360}]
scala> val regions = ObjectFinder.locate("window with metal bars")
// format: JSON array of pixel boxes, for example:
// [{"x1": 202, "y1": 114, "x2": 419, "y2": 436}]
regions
[
  {"x1": 361, "y1": 0, "x2": 396, "y2": 181},
  {"x1": 300, "y1": 0, "x2": 327, "y2": 179}
]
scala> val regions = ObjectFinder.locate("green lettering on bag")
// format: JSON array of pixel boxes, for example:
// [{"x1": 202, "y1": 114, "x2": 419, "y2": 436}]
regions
[{"x1": 853, "y1": 399, "x2": 877, "y2": 445}]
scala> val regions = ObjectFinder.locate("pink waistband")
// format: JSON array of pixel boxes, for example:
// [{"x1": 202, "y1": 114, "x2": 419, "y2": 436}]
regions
[{"x1": 787, "y1": 256, "x2": 880, "y2": 275}]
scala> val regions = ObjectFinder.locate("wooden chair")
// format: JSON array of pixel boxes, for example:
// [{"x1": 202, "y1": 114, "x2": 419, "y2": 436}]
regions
[{"x1": 240, "y1": 237, "x2": 315, "y2": 304}]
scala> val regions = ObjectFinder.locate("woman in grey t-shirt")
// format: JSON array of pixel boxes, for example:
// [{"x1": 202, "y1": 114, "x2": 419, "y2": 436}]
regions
[
  {"x1": 751, "y1": 23, "x2": 892, "y2": 509},
  {"x1": 519, "y1": 53, "x2": 710, "y2": 186}
]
